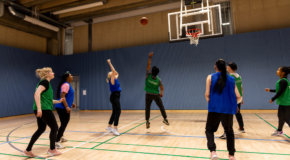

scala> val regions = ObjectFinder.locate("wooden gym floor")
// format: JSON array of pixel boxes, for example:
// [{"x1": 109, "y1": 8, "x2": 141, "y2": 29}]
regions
[{"x1": 0, "y1": 110, "x2": 289, "y2": 160}]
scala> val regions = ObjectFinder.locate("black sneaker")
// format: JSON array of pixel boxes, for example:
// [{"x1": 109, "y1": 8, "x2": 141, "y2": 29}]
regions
[
  {"x1": 146, "y1": 121, "x2": 150, "y2": 129},
  {"x1": 220, "y1": 133, "x2": 226, "y2": 139},
  {"x1": 163, "y1": 119, "x2": 170, "y2": 125}
]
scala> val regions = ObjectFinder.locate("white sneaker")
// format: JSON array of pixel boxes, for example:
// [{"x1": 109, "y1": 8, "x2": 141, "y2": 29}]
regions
[
  {"x1": 271, "y1": 130, "x2": 283, "y2": 136},
  {"x1": 211, "y1": 152, "x2": 218, "y2": 160},
  {"x1": 112, "y1": 129, "x2": 120, "y2": 136},
  {"x1": 61, "y1": 136, "x2": 67, "y2": 142},
  {"x1": 106, "y1": 126, "x2": 113, "y2": 132},
  {"x1": 55, "y1": 142, "x2": 66, "y2": 149}
]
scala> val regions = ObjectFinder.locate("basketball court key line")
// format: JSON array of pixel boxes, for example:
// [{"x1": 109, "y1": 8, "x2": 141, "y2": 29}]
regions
[
  {"x1": 161, "y1": 126, "x2": 242, "y2": 137},
  {"x1": 91, "y1": 115, "x2": 161, "y2": 149},
  {"x1": 56, "y1": 117, "x2": 145, "y2": 159}
]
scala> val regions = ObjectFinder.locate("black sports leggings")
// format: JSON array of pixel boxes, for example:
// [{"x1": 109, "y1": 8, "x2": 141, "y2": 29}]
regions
[
  {"x1": 277, "y1": 105, "x2": 290, "y2": 131},
  {"x1": 205, "y1": 112, "x2": 235, "y2": 156},
  {"x1": 221, "y1": 103, "x2": 244, "y2": 130},
  {"x1": 56, "y1": 108, "x2": 70, "y2": 142},
  {"x1": 145, "y1": 94, "x2": 167, "y2": 121},
  {"x1": 109, "y1": 91, "x2": 121, "y2": 126},
  {"x1": 26, "y1": 110, "x2": 58, "y2": 151}
]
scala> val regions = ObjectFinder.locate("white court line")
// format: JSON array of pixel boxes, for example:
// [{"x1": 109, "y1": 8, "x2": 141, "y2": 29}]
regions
[
  {"x1": 161, "y1": 126, "x2": 242, "y2": 137},
  {"x1": 78, "y1": 117, "x2": 144, "y2": 119},
  {"x1": 45, "y1": 118, "x2": 144, "y2": 160}
]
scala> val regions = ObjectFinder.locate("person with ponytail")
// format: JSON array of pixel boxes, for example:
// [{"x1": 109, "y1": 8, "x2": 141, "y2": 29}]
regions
[
  {"x1": 205, "y1": 59, "x2": 241, "y2": 160},
  {"x1": 106, "y1": 59, "x2": 122, "y2": 136},
  {"x1": 265, "y1": 66, "x2": 290, "y2": 136},
  {"x1": 55, "y1": 72, "x2": 75, "y2": 149},
  {"x1": 22, "y1": 68, "x2": 64, "y2": 158}
]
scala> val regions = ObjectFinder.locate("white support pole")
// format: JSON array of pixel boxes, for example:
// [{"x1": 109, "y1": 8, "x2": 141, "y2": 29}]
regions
[
  {"x1": 210, "y1": 9, "x2": 214, "y2": 34},
  {"x1": 176, "y1": 14, "x2": 179, "y2": 39},
  {"x1": 168, "y1": 13, "x2": 172, "y2": 41},
  {"x1": 218, "y1": 5, "x2": 223, "y2": 35},
  {"x1": 179, "y1": 0, "x2": 183, "y2": 36},
  {"x1": 201, "y1": 23, "x2": 204, "y2": 35},
  {"x1": 207, "y1": 0, "x2": 211, "y2": 32}
]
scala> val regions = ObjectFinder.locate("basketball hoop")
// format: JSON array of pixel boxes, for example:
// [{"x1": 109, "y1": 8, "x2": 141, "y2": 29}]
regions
[{"x1": 186, "y1": 29, "x2": 201, "y2": 46}]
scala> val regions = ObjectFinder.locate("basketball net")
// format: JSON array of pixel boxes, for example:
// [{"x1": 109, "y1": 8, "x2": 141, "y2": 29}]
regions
[{"x1": 186, "y1": 29, "x2": 201, "y2": 46}]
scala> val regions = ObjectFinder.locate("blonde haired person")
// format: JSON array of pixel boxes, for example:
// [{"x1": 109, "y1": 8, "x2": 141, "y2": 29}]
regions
[
  {"x1": 105, "y1": 59, "x2": 122, "y2": 136},
  {"x1": 22, "y1": 68, "x2": 64, "y2": 158}
]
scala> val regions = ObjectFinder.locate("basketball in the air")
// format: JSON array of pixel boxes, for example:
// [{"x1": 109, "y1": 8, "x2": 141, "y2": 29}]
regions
[{"x1": 140, "y1": 17, "x2": 148, "y2": 25}]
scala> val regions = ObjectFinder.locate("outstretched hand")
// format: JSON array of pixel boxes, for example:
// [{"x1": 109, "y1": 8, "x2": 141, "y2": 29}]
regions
[
  {"x1": 265, "y1": 88, "x2": 270, "y2": 92},
  {"x1": 107, "y1": 59, "x2": 111, "y2": 63},
  {"x1": 149, "y1": 52, "x2": 153, "y2": 58}
]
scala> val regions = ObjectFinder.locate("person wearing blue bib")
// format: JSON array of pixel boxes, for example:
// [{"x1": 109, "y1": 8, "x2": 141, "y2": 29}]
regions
[
  {"x1": 55, "y1": 72, "x2": 76, "y2": 149},
  {"x1": 106, "y1": 59, "x2": 122, "y2": 136},
  {"x1": 205, "y1": 59, "x2": 241, "y2": 160}
]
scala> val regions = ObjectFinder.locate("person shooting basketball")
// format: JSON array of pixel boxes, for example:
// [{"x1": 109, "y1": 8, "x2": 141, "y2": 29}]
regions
[{"x1": 144, "y1": 52, "x2": 169, "y2": 129}]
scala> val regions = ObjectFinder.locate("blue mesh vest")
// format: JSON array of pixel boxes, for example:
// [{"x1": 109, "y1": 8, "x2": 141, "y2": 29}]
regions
[
  {"x1": 208, "y1": 72, "x2": 237, "y2": 114},
  {"x1": 109, "y1": 78, "x2": 121, "y2": 93},
  {"x1": 55, "y1": 82, "x2": 74, "y2": 109}
]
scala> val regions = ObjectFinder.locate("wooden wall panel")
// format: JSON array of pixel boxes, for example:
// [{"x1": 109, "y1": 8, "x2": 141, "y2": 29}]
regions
[
  {"x1": 0, "y1": 25, "x2": 47, "y2": 53},
  {"x1": 73, "y1": 25, "x2": 88, "y2": 54},
  {"x1": 232, "y1": 0, "x2": 290, "y2": 34},
  {"x1": 88, "y1": 9, "x2": 180, "y2": 52}
]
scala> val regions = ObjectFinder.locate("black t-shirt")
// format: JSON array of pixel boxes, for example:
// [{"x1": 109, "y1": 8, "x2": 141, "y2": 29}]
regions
[
  {"x1": 270, "y1": 78, "x2": 288, "y2": 101},
  {"x1": 39, "y1": 80, "x2": 49, "y2": 92}
]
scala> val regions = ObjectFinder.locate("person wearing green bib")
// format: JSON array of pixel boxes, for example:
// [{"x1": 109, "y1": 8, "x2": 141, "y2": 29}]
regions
[
  {"x1": 265, "y1": 66, "x2": 290, "y2": 136},
  {"x1": 144, "y1": 52, "x2": 169, "y2": 129},
  {"x1": 220, "y1": 62, "x2": 245, "y2": 139},
  {"x1": 22, "y1": 68, "x2": 64, "y2": 158}
]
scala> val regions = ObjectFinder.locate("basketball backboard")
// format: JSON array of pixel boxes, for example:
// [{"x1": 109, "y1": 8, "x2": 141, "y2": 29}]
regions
[{"x1": 168, "y1": 0, "x2": 223, "y2": 43}]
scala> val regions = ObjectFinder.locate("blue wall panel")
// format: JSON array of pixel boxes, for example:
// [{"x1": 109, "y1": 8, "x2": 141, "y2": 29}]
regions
[
  {"x1": 0, "y1": 46, "x2": 60, "y2": 118},
  {"x1": 0, "y1": 27, "x2": 290, "y2": 118},
  {"x1": 58, "y1": 27, "x2": 290, "y2": 111}
]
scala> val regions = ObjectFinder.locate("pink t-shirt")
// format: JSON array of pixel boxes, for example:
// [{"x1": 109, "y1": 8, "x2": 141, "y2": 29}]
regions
[{"x1": 61, "y1": 83, "x2": 70, "y2": 93}]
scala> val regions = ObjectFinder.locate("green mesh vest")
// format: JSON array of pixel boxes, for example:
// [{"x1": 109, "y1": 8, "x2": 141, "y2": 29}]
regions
[
  {"x1": 33, "y1": 80, "x2": 53, "y2": 110},
  {"x1": 144, "y1": 74, "x2": 160, "y2": 94},
  {"x1": 230, "y1": 74, "x2": 243, "y2": 97},
  {"x1": 276, "y1": 78, "x2": 290, "y2": 106}
]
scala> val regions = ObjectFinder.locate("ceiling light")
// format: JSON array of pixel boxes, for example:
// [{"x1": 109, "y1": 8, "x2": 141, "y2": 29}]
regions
[{"x1": 53, "y1": 1, "x2": 104, "y2": 15}]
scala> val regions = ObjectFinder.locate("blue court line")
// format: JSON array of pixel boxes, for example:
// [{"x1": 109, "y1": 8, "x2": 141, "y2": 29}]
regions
[
  {"x1": 64, "y1": 131, "x2": 289, "y2": 142},
  {"x1": 0, "y1": 131, "x2": 49, "y2": 146},
  {"x1": 65, "y1": 130, "x2": 105, "y2": 134}
]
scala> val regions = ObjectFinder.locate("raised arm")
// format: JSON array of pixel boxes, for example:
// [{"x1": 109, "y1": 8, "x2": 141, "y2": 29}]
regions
[
  {"x1": 205, "y1": 75, "x2": 211, "y2": 103},
  {"x1": 107, "y1": 59, "x2": 118, "y2": 85},
  {"x1": 147, "y1": 52, "x2": 153, "y2": 71}
]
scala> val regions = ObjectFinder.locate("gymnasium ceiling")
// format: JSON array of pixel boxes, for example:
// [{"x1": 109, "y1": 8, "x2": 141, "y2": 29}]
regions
[{"x1": 15, "y1": 0, "x2": 181, "y2": 24}]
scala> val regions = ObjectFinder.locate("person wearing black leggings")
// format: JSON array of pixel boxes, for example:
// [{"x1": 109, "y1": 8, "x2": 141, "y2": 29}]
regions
[
  {"x1": 55, "y1": 72, "x2": 76, "y2": 149},
  {"x1": 106, "y1": 59, "x2": 122, "y2": 136},
  {"x1": 22, "y1": 67, "x2": 64, "y2": 158},
  {"x1": 144, "y1": 52, "x2": 169, "y2": 129},
  {"x1": 205, "y1": 59, "x2": 241, "y2": 160},
  {"x1": 266, "y1": 66, "x2": 290, "y2": 136}
]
